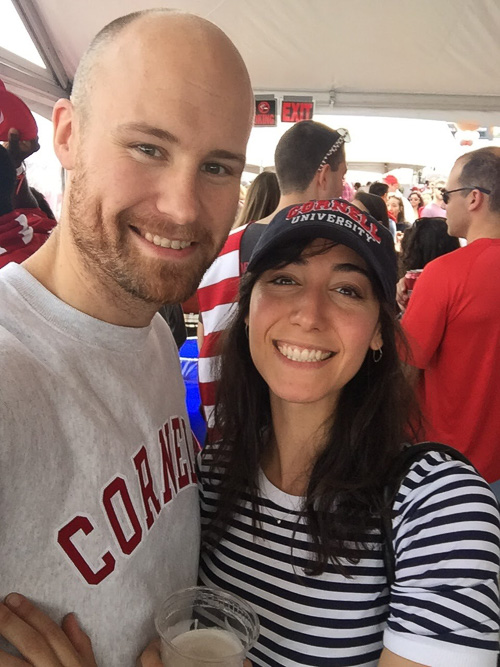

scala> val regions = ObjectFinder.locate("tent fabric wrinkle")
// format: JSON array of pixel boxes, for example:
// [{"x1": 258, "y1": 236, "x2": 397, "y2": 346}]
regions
[{"x1": 1, "y1": 0, "x2": 499, "y2": 125}]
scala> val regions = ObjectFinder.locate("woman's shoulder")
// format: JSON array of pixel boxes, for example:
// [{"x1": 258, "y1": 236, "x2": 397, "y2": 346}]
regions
[
  {"x1": 393, "y1": 448, "x2": 499, "y2": 527},
  {"x1": 386, "y1": 449, "x2": 500, "y2": 661}
]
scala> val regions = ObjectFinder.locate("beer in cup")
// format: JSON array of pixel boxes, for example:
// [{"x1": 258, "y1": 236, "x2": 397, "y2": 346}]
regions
[{"x1": 155, "y1": 586, "x2": 259, "y2": 666}]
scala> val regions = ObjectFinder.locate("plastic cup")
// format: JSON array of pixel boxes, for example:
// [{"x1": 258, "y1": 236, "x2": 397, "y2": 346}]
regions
[
  {"x1": 404, "y1": 269, "x2": 424, "y2": 296},
  {"x1": 155, "y1": 586, "x2": 259, "y2": 666}
]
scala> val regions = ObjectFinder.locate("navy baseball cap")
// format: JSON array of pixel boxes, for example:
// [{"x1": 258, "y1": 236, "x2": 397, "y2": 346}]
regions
[{"x1": 247, "y1": 199, "x2": 397, "y2": 303}]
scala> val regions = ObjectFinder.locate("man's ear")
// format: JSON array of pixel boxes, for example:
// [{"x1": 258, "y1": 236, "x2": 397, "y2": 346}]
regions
[
  {"x1": 315, "y1": 164, "x2": 331, "y2": 195},
  {"x1": 469, "y1": 189, "x2": 487, "y2": 213},
  {"x1": 52, "y1": 98, "x2": 78, "y2": 171}
]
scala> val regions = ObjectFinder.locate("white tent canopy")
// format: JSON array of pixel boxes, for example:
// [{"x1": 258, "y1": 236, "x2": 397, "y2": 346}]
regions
[
  {"x1": 246, "y1": 115, "x2": 461, "y2": 175},
  {"x1": 1, "y1": 0, "x2": 499, "y2": 179},
  {"x1": 1, "y1": 0, "x2": 500, "y2": 126}
]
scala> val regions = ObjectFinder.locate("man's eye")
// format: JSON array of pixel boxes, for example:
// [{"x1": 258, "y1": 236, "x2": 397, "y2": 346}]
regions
[
  {"x1": 202, "y1": 163, "x2": 228, "y2": 176},
  {"x1": 136, "y1": 144, "x2": 162, "y2": 158}
]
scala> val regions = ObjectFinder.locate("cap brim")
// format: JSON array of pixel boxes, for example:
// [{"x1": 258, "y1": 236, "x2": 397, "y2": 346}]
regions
[{"x1": 247, "y1": 220, "x2": 395, "y2": 302}]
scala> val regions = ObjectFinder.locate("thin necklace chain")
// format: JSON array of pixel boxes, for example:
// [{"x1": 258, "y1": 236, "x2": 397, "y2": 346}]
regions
[{"x1": 257, "y1": 478, "x2": 302, "y2": 526}]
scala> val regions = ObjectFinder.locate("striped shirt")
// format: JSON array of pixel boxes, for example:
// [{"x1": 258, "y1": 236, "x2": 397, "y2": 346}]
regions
[
  {"x1": 198, "y1": 450, "x2": 500, "y2": 666},
  {"x1": 197, "y1": 225, "x2": 248, "y2": 433}
]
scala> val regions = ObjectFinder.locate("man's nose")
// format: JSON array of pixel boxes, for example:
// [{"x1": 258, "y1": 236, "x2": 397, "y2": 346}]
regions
[{"x1": 154, "y1": 166, "x2": 201, "y2": 226}]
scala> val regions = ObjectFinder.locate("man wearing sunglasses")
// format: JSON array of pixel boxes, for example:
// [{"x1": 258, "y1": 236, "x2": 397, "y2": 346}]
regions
[
  {"x1": 197, "y1": 120, "x2": 349, "y2": 437},
  {"x1": 398, "y1": 146, "x2": 500, "y2": 499}
]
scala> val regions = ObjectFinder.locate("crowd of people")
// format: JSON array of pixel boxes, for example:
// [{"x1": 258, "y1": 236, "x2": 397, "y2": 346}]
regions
[{"x1": 0, "y1": 8, "x2": 499, "y2": 667}]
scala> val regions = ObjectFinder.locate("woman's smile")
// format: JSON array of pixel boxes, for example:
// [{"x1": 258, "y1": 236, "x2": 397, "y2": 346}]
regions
[{"x1": 274, "y1": 340, "x2": 335, "y2": 363}]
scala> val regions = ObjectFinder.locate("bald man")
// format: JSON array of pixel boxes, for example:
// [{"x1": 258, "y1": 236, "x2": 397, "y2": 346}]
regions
[{"x1": 0, "y1": 9, "x2": 253, "y2": 666}]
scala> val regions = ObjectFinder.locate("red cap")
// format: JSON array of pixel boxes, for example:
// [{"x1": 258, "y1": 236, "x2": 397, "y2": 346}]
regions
[
  {"x1": 0, "y1": 79, "x2": 38, "y2": 142},
  {"x1": 383, "y1": 174, "x2": 398, "y2": 186}
]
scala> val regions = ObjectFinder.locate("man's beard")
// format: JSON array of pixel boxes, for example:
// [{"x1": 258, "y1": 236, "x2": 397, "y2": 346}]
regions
[{"x1": 67, "y1": 162, "x2": 228, "y2": 306}]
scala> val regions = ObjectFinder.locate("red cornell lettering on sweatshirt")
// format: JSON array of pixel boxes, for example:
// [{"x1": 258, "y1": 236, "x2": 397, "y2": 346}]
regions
[
  {"x1": 57, "y1": 416, "x2": 196, "y2": 586},
  {"x1": 133, "y1": 446, "x2": 161, "y2": 529}
]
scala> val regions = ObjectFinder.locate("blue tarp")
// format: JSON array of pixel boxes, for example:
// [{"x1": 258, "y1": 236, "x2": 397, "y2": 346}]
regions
[{"x1": 179, "y1": 337, "x2": 206, "y2": 445}]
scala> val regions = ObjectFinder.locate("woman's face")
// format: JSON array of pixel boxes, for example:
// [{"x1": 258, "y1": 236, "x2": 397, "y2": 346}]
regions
[
  {"x1": 387, "y1": 197, "x2": 401, "y2": 217},
  {"x1": 246, "y1": 240, "x2": 382, "y2": 415},
  {"x1": 408, "y1": 194, "x2": 421, "y2": 209}
]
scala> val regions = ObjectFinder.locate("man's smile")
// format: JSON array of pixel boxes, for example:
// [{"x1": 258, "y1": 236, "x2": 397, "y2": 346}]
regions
[{"x1": 130, "y1": 225, "x2": 194, "y2": 249}]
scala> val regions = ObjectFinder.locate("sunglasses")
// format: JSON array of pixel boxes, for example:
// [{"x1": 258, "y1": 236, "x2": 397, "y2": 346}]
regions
[
  {"x1": 441, "y1": 186, "x2": 491, "y2": 205},
  {"x1": 317, "y1": 128, "x2": 350, "y2": 171}
]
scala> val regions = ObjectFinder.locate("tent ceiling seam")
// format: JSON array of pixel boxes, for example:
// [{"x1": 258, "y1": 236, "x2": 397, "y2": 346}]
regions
[{"x1": 11, "y1": 0, "x2": 70, "y2": 94}]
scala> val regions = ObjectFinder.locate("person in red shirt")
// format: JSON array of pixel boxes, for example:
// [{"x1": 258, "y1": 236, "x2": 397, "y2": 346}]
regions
[
  {"x1": 398, "y1": 147, "x2": 500, "y2": 494},
  {"x1": 0, "y1": 130, "x2": 56, "y2": 268}
]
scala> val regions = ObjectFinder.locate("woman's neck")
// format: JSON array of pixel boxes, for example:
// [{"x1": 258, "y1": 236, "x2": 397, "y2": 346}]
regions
[{"x1": 262, "y1": 399, "x2": 333, "y2": 496}]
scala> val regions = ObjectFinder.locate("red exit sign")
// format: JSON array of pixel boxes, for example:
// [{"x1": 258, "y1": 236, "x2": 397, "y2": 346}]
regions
[{"x1": 281, "y1": 99, "x2": 314, "y2": 123}]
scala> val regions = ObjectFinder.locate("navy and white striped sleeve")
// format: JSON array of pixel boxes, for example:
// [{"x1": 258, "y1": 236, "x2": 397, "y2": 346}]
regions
[{"x1": 385, "y1": 452, "x2": 500, "y2": 666}]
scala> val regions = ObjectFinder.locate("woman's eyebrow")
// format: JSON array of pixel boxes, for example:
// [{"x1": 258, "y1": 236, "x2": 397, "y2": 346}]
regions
[
  {"x1": 331, "y1": 263, "x2": 370, "y2": 278},
  {"x1": 285, "y1": 259, "x2": 369, "y2": 277}
]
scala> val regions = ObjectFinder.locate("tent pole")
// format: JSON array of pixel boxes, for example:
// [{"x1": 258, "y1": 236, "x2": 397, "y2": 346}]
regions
[{"x1": 11, "y1": 0, "x2": 71, "y2": 95}]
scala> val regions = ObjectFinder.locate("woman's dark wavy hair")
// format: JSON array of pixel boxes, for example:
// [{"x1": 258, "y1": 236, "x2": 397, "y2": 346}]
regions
[
  {"x1": 203, "y1": 238, "x2": 420, "y2": 576},
  {"x1": 399, "y1": 217, "x2": 460, "y2": 277}
]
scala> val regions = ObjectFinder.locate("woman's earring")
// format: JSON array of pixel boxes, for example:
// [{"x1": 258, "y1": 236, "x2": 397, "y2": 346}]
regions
[
  {"x1": 372, "y1": 347, "x2": 383, "y2": 363},
  {"x1": 244, "y1": 323, "x2": 249, "y2": 339}
]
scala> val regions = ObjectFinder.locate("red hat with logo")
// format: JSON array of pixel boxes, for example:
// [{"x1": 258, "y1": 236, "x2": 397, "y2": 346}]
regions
[
  {"x1": 0, "y1": 79, "x2": 38, "y2": 142},
  {"x1": 383, "y1": 174, "x2": 398, "y2": 186}
]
